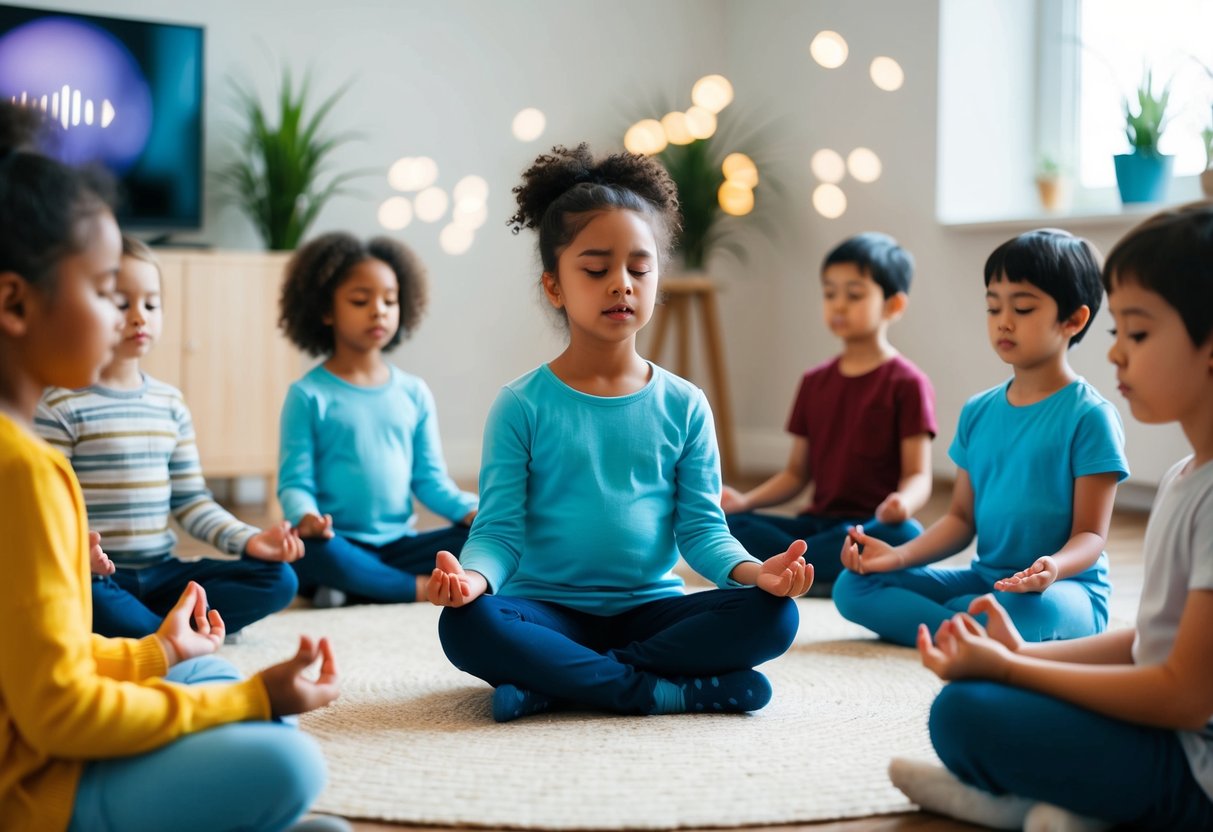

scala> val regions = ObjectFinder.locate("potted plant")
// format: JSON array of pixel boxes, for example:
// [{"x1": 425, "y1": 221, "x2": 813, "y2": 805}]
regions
[
  {"x1": 216, "y1": 68, "x2": 364, "y2": 251},
  {"x1": 1034, "y1": 154, "x2": 1068, "y2": 212},
  {"x1": 1113, "y1": 69, "x2": 1173, "y2": 204},
  {"x1": 623, "y1": 77, "x2": 777, "y2": 272}
]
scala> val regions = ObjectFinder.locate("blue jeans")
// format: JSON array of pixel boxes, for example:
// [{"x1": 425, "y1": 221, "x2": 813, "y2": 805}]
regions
[
  {"x1": 931, "y1": 681, "x2": 1213, "y2": 828},
  {"x1": 93, "y1": 557, "x2": 298, "y2": 638},
  {"x1": 292, "y1": 525, "x2": 469, "y2": 603},
  {"x1": 726, "y1": 511, "x2": 922, "y2": 584},
  {"x1": 832, "y1": 562, "x2": 1107, "y2": 647},
  {"x1": 68, "y1": 656, "x2": 326, "y2": 832},
  {"x1": 439, "y1": 588, "x2": 798, "y2": 714}
]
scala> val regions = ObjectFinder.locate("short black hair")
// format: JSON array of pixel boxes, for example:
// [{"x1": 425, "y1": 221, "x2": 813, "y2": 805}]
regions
[
  {"x1": 0, "y1": 102, "x2": 115, "y2": 293},
  {"x1": 279, "y1": 232, "x2": 428, "y2": 358},
  {"x1": 983, "y1": 229, "x2": 1102, "y2": 346},
  {"x1": 821, "y1": 232, "x2": 914, "y2": 298},
  {"x1": 1102, "y1": 201, "x2": 1213, "y2": 347}
]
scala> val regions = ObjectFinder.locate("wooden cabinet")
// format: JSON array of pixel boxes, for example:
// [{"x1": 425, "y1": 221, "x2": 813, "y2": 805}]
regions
[{"x1": 140, "y1": 250, "x2": 302, "y2": 494}]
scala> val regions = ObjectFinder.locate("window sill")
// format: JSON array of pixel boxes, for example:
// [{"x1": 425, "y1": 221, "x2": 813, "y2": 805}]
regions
[{"x1": 939, "y1": 203, "x2": 1165, "y2": 233}]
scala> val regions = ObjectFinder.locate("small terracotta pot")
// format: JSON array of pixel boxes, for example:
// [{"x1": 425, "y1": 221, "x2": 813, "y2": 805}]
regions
[{"x1": 1201, "y1": 169, "x2": 1213, "y2": 199}]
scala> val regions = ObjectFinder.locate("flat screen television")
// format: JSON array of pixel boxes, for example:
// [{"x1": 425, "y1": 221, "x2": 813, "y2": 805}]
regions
[{"x1": 0, "y1": 5, "x2": 204, "y2": 231}]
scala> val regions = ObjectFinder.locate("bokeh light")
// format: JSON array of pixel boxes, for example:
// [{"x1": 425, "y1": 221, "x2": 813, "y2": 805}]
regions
[
  {"x1": 810, "y1": 148, "x2": 846, "y2": 183},
  {"x1": 812, "y1": 183, "x2": 847, "y2": 218},
  {"x1": 439, "y1": 223, "x2": 474, "y2": 255},
  {"x1": 809, "y1": 31, "x2": 848, "y2": 69},
  {"x1": 512, "y1": 107, "x2": 546, "y2": 142},
  {"x1": 721, "y1": 152, "x2": 758, "y2": 188},
  {"x1": 452, "y1": 175, "x2": 488, "y2": 205},
  {"x1": 377, "y1": 196, "x2": 412, "y2": 231},
  {"x1": 691, "y1": 74, "x2": 734, "y2": 113},
  {"x1": 870, "y1": 56, "x2": 905, "y2": 92},
  {"x1": 718, "y1": 180, "x2": 755, "y2": 216},
  {"x1": 414, "y1": 186, "x2": 449, "y2": 223},
  {"x1": 847, "y1": 147, "x2": 882, "y2": 183},
  {"x1": 684, "y1": 106, "x2": 717, "y2": 140},
  {"x1": 388, "y1": 156, "x2": 438, "y2": 192},
  {"x1": 660, "y1": 111, "x2": 694, "y2": 146},
  {"x1": 624, "y1": 119, "x2": 668, "y2": 155}
]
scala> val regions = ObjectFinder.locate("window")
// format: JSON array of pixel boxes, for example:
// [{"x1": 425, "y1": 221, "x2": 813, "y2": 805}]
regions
[{"x1": 1075, "y1": 0, "x2": 1213, "y2": 188}]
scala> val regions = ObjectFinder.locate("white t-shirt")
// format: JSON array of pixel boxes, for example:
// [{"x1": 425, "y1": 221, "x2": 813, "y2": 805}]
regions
[{"x1": 1132, "y1": 455, "x2": 1213, "y2": 801}]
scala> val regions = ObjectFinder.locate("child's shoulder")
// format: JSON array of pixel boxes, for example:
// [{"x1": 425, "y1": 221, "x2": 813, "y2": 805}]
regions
[
  {"x1": 883, "y1": 353, "x2": 933, "y2": 386},
  {"x1": 0, "y1": 413, "x2": 69, "y2": 484}
]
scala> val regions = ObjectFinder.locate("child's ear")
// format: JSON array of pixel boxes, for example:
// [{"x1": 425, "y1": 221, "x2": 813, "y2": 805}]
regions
[
  {"x1": 0, "y1": 271, "x2": 31, "y2": 338},
  {"x1": 1062, "y1": 304, "x2": 1092, "y2": 338},
  {"x1": 541, "y1": 272, "x2": 563, "y2": 308},
  {"x1": 883, "y1": 291, "x2": 908, "y2": 319}
]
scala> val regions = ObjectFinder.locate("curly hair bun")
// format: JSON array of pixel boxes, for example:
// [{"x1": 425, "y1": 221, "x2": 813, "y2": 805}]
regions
[{"x1": 507, "y1": 143, "x2": 680, "y2": 235}]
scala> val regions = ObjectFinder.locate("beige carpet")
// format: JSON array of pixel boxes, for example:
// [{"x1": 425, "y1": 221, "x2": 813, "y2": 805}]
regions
[{"x1": 223, "y1": 599, "x2": 942, "y2": 829}]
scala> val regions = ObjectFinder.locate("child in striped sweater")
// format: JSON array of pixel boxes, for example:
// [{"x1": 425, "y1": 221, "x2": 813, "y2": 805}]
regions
[{"x1": 35, "y1": 237, "x2": 301, "y2": 638}]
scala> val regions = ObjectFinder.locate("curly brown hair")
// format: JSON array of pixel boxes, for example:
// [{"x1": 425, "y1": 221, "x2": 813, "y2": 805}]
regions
[
  {"x1": 279, "y1": 232, "x2": 428, "y2": 357},
  {"x1": 507, "y1": 143, "x2": 682, "y2": 273}
]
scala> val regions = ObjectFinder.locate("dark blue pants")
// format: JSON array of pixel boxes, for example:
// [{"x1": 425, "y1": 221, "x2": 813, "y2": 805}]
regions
[
  {"x1": 439, "y1": 588, "x2": 798, "y2": 714},
  {"x1": 931, "y1": 681, "x2": 1213, "y2": 828},
  {"x1": 291, "y1": 525, "x2": 469, "y2": 603},
  {"x1": 92, "y1": 557, "x2": 297, "y2": 638},
  {"x1": 726, "y1": 511, "x2": 922, "y2": 583}
]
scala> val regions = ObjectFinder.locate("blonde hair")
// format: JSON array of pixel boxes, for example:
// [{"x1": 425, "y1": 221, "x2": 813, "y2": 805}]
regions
[{"x1": 121, "y1": 234, "x2": 160, "y2": 274}]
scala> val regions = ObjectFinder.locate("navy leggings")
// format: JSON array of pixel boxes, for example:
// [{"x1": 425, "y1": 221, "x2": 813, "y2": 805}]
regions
[
  {"x1": 92, "y1": 557, "x2": 297, "y2": 638},
  {"x1": 439, "y1": 588, "x2": 798, "y2": 714},
  {"x1": 291, "y1": 525, "x2": 469, "y2": 603},
  {"x1": 931, "y1": 681, "x2": 1213, "y2": 828},
  {"x1": 726, "y1": 511, "x2": 922, "y2": 583}
]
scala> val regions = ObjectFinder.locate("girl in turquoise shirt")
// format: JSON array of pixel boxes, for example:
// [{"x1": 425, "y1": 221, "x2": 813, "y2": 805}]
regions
[{"x1": 428, "y1": 145, "x2": 810, "y2": 722}]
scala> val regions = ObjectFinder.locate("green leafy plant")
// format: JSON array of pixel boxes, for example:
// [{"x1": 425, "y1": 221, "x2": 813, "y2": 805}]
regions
[
  {"x1": 216, "y1": 68, "x2": 363, "y2": 250},
  {"x1": 1123, "y1": 69, "x2": 1171, "y2": 157},
  {"x1": 1035, "y1": 153, "x2": 1061, "y2": 181},
  {"x1": 656, "y1": 139, "x2": 726, "y2": 271},
  {"x1": 1202, "y1": 123, "x2": 1213, "y2": 171}
]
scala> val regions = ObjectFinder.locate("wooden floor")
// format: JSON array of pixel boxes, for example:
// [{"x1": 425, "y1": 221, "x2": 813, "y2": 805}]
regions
[{"x1": 195, "y1": 477, "x2": 1149, "y2": 832}]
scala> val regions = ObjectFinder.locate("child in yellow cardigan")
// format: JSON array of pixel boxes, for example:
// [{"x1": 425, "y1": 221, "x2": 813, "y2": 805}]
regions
[{"x1": 0, "y1": 104, "x2": 341, "y2": 832}]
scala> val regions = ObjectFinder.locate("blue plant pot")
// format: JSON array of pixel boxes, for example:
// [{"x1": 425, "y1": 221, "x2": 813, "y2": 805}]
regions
[{"x1": 1113, "y1": 152, "x2": 1173, "y2": 204}]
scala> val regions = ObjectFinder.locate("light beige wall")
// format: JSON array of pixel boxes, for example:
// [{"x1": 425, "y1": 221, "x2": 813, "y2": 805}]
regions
[{"x1": 26, "y1": 0, "x2": 1191, "y2": 487}]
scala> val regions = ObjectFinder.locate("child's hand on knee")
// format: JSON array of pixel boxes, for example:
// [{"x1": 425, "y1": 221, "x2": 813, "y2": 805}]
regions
[
  {"x1": 245, "y1": 521, "x2": 305, "y2": 563},
  {"x1": 993, "y1": 556, "x2": 1058, "y2": 594},
  {"x1": 156, "y1": 581, "x2": 224, "y2": 666},
  {"x1": 840, "y1": 525, "x2": 905, "y2": 574},
  {"x1": 296, "y1": 512, "x2": 335, "y2": 540},
  {"x1": 874, "y1": 492, "x2": 910, "y2": 524},
  {"x1": 257, "y1": 635, "x2": 339, "y2": 717},
  {"x1": 757, "y1": 539, "x2": 814, "y2": 597},
  {"x1": 917, "y1": 614, "x2": 1012, "y2": 682},
  {"x1": 427, "y1": 551, "x2": 486, "y2": 607},
  {"x1": 967, "y1": 594, "x2": 1024, "y2": 653}
]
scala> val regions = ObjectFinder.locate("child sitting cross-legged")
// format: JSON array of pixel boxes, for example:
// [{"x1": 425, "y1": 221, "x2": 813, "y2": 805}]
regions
[
  {"x1": 892, "y1": 202, "x2": 1213, "y2": 831},
  {"x1": 833, "y1": 229, "x2": 1129, "y2": 647},
  {"x1": 722, "y1": 232, "x2": 937, "y2": 597}
]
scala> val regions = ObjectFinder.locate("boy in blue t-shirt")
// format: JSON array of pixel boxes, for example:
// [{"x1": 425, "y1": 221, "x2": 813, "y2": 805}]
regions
[{"x1": 833, "y1": 229, "x2": 1129, "y2": 646}]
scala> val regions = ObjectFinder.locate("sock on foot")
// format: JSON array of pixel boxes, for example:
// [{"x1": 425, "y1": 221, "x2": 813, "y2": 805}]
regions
[
  {"x1": 651, "y1": 669, "x2": 772, "y2": 715},
  {"x1": 888, "y1": 757, "x2": 1032, "y2": 830},
  {"x1": 492, "y1": 684, "x2": 555, "y2": 723},
  {"x1": 1025, "y1": 802, "x2": 1112, "y2": 832},
  {"x1": 312, "y1": 586, "x2": 347, "y2": 609}
]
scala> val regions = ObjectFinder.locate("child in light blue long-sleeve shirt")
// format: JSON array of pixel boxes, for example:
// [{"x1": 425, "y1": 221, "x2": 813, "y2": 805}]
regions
[
  {"x1": 278, "y1": 233, "x2": 476, "y2": 607},
  {"x1": 428, "y1": 144, "x2": 810, "y2": 722}
]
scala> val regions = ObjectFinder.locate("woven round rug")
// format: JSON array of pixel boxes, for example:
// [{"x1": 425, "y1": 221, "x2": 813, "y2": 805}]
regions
[{"x1": 223, "y1": 598, "x2": 942, "y2": 829}]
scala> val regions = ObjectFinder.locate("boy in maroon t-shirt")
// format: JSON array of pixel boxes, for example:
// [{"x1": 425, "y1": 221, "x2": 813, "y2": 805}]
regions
[{"x1": 722, "y1": 233, "x2": 937, "y2": 596}]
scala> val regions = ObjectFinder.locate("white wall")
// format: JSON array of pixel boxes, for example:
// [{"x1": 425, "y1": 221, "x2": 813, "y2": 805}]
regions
[{"x1": 26, "y1": 0, "x2": 1189, "y2": 489}]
